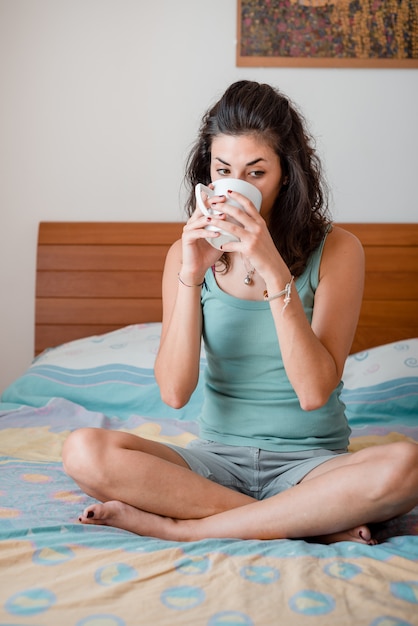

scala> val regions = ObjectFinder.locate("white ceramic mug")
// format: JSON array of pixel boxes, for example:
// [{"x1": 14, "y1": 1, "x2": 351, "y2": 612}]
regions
[{"x1": 194, "y1": 178, "x2": 262, "y2": 249}]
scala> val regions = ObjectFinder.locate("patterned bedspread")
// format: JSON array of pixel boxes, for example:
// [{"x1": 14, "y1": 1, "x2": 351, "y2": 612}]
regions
[{"x1": 1, "y1": 325, "x2": 417, "y2": 625}]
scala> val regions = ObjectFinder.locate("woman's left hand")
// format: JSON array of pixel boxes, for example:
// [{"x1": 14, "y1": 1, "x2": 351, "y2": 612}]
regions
[{"x1": 210, "y1": 190, "x2": 289, "y2": 284}]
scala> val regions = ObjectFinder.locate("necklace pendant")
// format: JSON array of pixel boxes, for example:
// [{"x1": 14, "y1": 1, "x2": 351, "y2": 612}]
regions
[
  {"x1": 244, "y1": 272, "x2": 253, "y2": 286},
  {"x1": 241, "y1": 254, "x2": 255, "y2": 286}
]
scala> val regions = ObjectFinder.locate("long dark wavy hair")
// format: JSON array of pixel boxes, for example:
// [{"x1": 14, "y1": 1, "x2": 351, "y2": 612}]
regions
[{"x1": 184, "y1": 80, "x2": 331, "y2": 277}]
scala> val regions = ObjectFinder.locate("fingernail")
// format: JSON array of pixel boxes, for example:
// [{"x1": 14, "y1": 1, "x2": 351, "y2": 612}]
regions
[
  {"x1": 206, "y1": 217, "x2": 212, "y2": 222},
  {"x1": 227, "y1": 190, "x2": 232, "y2": 194},
  {"x1": 87, "y1": 510, "x2": 94, "y2": 518}
]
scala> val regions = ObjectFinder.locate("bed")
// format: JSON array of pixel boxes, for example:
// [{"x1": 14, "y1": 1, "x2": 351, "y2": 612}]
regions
[{"x1": 1, "y1": 221, "x2": 417, "y2": 625}]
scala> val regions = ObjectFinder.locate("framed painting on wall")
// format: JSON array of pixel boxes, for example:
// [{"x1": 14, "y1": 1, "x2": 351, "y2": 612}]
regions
[{"x1": 237, "y1": 0, "x2": 418, "y2": 68}]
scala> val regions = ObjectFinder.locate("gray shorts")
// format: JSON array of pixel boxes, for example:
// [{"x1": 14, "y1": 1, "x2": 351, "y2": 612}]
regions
[{"x1": 168, "y1": 438, "x2": 348, "y2": 500}]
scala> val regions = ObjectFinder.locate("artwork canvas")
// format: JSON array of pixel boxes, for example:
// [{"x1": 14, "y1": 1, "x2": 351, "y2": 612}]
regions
[{"x1": 237, "y1": 0, "x2": 418, "y2": 67}]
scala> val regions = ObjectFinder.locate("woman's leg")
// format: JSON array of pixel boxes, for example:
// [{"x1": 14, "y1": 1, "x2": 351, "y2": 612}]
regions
[
  {"x1": 76, "y1": 441, "x2": 418, "y2": 542},
  {"x1": 62, "y1": 428, "x2": 254, "y2": 520}
]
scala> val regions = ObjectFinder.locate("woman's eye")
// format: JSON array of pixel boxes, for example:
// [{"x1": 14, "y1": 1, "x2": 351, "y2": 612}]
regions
[
  {"x1": 216, "y1": 168, "x2": 230, "y2": 176},
  {"x1": 249, "y1": 170, "x2": 264, "y2": 178}
]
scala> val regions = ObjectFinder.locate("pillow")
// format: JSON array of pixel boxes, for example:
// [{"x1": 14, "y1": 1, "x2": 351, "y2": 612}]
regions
[
  {"x1": 3, "y1": 326, "x2": 417, "y2": 427},
  {"x1": 1, "y1": 323, "x2": 206, "y2": 421},
  {"x1": 341, "y1": 338, "x2": 418, "y2": 427}
]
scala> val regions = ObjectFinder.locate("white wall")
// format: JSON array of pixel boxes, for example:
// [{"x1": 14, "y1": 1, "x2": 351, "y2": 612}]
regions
[{"x1": 1, "y1": 0, "x2": 417, "y2": 392}]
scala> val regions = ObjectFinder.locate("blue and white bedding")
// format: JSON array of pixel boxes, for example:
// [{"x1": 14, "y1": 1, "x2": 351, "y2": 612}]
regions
[{"x1": 1, "y1": 324, "x2": 418, "y2": 625}]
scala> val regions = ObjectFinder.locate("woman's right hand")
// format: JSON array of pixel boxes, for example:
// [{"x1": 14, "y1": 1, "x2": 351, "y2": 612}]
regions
[{"x1": 180, "y1": 204, "x2": 225, "y2": 283}]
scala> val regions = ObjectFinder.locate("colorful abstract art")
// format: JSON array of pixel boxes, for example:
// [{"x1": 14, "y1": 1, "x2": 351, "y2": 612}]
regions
[{"x1": 237, "y1": 0, "x2": 418, "y2": 67}]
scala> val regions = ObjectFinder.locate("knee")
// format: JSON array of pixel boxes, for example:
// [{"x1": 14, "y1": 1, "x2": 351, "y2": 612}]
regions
[
  {"x1": 379, "y1": 442, "x2": 418, "y2": 493},
  {"x1": 355, "y1": 441, "x2": 418, "y2": 498},
  {"x1": 392, "y1": 441, "x2": 418, "y2": 480},
  {"x1": 62, "y1": 428, "x2": 100, "y2": 480}
]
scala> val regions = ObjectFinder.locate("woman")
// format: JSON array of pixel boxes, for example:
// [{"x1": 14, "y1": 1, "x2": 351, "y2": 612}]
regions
[{"x1": 63, "y1": 81, "x2": 418, "y2": 543}]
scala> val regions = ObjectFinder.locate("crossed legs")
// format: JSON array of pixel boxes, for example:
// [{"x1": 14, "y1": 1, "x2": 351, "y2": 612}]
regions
[
  {"x1": 62, "y1": 428, "x2": 418, "y2": 543},
  {"x1": 62, "y1": 428, "x2": 254, "y2": 518}
]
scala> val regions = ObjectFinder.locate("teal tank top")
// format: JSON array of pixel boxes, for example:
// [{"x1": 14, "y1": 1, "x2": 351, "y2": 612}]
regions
[{"x1": 199, "y1": 237, "x2": 351, "y2": 452}]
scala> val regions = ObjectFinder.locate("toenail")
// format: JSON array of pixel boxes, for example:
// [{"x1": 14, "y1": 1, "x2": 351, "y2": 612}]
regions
[{"x1": 87, "y1": 510, "x2": 94, "y2": 518}]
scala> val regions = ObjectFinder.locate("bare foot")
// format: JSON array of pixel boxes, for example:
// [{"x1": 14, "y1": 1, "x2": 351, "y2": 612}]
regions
[
  {"x1": 311, "y1": 525, "x2": 377, "y2": 545},
  {"x1": 79, "y1": 501, "x2": 181, "y2": 540},
  {"x1": 79, "y1": 501, "x2": 377, "y2": 545}
]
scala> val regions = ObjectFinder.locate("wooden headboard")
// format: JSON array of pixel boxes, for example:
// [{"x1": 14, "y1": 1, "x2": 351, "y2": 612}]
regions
[{"x1": 35, "y1": 222, "x2": 418, "y2": 356}]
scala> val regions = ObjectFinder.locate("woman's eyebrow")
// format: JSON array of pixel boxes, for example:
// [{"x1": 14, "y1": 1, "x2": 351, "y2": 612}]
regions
[{"x1": 214, "y1": 157, "x2": 266, "y2": 166}]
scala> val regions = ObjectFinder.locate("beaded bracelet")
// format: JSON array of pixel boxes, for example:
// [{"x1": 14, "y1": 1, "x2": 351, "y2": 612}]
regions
[
  {"x1": 264, "y1": 276, "x2": 294, "y2": 311},
  {"x1": 178, "y1": 273, "x2": 205, "y2": 288}
]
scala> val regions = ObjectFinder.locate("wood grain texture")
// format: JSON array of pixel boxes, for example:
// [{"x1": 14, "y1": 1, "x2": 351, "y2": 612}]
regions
[
  {"x1": 35, "y1": 222, "x2": 418, "y2": 355},
  {"x1": 35, "y1": 222, "x2": 184, "y2": 354},
  {"x1": 339, "y1": 223, "x2": 418, "y2": 353}
]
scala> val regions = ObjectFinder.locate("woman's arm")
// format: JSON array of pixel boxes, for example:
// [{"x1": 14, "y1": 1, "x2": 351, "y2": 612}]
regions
[
  {"x1": 265, "y1": 226, "x2": 365, "y2": 410},
  {"x1": 154, "y1": 240, "x2": 203, "y2": 408},
  {"x1": 154, "y1": 212, "x2": 223, "y2": 408}
]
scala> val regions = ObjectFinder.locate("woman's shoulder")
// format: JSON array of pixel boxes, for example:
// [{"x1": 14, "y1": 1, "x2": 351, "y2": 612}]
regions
[
  {"x1": 326, "y1": 224, "x2": 364, "y2": 257},
  {"x1": 319, "y1": 224, "x2": 365, "y2": 278}
]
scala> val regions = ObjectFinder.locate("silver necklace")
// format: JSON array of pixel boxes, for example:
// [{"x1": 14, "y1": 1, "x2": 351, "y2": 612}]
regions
[
  {"x1": 244, "y1": 267, "x2": 255, "y2": 285},
  {"x1": 241, "y1": 254, "x2": 255, "y2": 286}
]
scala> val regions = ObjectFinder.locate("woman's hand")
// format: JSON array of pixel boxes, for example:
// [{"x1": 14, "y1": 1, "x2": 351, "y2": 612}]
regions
[
  {"x1": 208, "y1": 189, "x2": 289, "y2": 284},
  {"x1": 180, "y1": 201, "x2": 226, "y2": 283}
]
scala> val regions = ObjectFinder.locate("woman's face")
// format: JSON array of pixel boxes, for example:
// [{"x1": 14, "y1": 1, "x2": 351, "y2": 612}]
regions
[{"x1": 210, "y1": 133, "x2": 283, "y2": 220}]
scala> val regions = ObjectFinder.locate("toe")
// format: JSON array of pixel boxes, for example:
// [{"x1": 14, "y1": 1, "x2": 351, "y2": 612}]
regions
[
  {"x1": 357, "y1": 525, "x2": 377, "y2": 545},
  {"x1": 79, "y1": 504, "x2": 105, "y2": 524}
]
